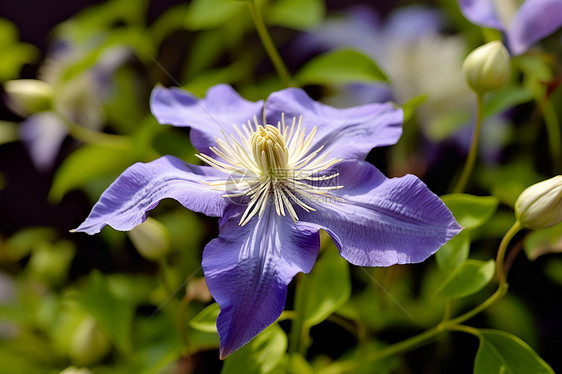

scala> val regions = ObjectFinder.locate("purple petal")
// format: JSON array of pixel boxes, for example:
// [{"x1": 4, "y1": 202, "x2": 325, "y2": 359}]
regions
[
  {"x1": 458, "y1": 0, "x2": 503, "y2": 29},
  {"x1": 384, "y1": 6, "x2": 442, "y2": 41},
  {"x1": 19, "y1": 112, "x2": 68, "y2": 172},
  {"x1": 150, "y1": 85, "x2": 264, "y2": 154},
  {"x1": 297, "y1": 5, "x2": 382, "y2": 57},
  {"x1": 508, "y1": 0, "x2": 562, "y2": 55},
  {"x1": 202, "y1": 205, "x2": 320, "y2": 358},
  {"x1": 73, "y1": 155, "x2": 227, "y2": 234},
  {"x1": 265, "y1": 88, "x2": 403, "y2": 160},
  {"x1": 299, "y1": 160, "x2": 462, "y2": 267}
]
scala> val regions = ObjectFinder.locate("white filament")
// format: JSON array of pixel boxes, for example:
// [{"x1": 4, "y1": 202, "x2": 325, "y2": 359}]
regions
[{"x1": 196, "y1": 114, "x2": 343, "y2": 225}]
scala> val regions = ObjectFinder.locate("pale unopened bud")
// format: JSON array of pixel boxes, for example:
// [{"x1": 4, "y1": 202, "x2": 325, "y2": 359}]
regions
[
  {"x1": 69, "y1": 317, "x2": 111, "y2": 366},
  {"x1": 4, "y1": 79, "x2": 53, "y2": 116},
  {"x1": 58, "y1": 367, "x2": 93, "y2": 374},
  {"x1": 515, "y1": 176, "x2": 562, "y2": 229},
  {"x1": 128, "y1": 217, "x2": 170, "y2": 261},
  {"x1": 463, "y1": 41, "x2": 510, "y2": 94}
]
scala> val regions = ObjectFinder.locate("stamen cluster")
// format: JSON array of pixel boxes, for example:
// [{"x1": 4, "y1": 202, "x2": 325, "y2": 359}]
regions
[{"x1": 197, "y1": 114, "x2": 342, "y2": 225}]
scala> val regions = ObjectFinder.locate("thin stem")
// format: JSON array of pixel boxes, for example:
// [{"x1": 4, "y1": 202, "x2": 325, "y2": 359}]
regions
[
  {"x1": 453, "y1": 93, "x2": 484, "y2": 193},
  {"x1": 326, "y1": 314, "x2": 359, "y2": 338},
  {"x1": 448, "y1": 283, "x2": 508, "y2": 325},
  {"x1": 348, "y1": 219, "x2": 521, "y2": 367},
  {"x1": 60, "y1": 114, "x2": 132, "y2": 149},
  {"x1": 441, "y1": 299, "x2": 453, "y2": 322},
  {"x1": 364, "y1": 323, "x2": 448, "y2": 362},
  {"x1": 495, "y1": 221, "x2": 522, "y2": 287},
  {"x1": 446, "y1": 323, "x2": 481, "y2": 337},
  {"x1": 288, "y1": 273, "x2": 305, "y2": 355},
  {"x1": 541, "y1": 98, "x2": 562, "y2": 172},
  {"x1": 246, "y1": 0, "x2": 294, "y2": 87},
  {"x1": 177, "y1": 291, "x2": 191, "y2": 346}
]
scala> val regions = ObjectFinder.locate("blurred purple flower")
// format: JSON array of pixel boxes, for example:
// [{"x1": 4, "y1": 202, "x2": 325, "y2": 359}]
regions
[
  {"x1": 73, "y1": 84, "x2": 461, "y2": 358},
  {"x1": 458, "y1": 0, "x2": 562, "y2": 55},
  {"x1": 298, "y1": 5, "x2": 473, "y2": 141},
  {"x1": 16, "y1": 45, "x2": 128, "y2": 171}
]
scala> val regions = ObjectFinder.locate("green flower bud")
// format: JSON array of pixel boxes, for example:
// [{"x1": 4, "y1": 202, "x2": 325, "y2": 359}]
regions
[
  {"x1": 58, "y1": 367, "x2": 93, "y2": 374},
  {"x1": 462, "y1": 41, "x2": 510, "y2": 94},
  {"x1": 4, "y1": 79, "x2": 54, "y2": 116},
  {"x1": 27, "y1": 240, "x2": 75, "y2": 286},
  {"x1": 68, "y1": 317, "x2": 111, "y2": 366},
  {"x1": 515, "y1": 176, "x2": 562, "y2": 229},
  {"x1": 128, "y1": 217, "x2": 170, "y2": 261}
]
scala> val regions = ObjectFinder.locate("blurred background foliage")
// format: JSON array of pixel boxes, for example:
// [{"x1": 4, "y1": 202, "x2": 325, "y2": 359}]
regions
[{"x1": 0, "y1": 0, "x2": 561, "y2": 373}]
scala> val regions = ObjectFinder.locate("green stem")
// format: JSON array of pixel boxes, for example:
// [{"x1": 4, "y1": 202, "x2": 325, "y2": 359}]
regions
[
  {"x1": 246, "y1": 0, "x2": 294, "y2": 87},
  {"x1": 453, "y1": 93, "x2": 484, "y2": 193},
  {"x1": 326, "y1": 314, "x2": 359, "y2": 338},
  {"x1": 541, "y1": 98, "x2": 562, "y2": 172},
  {"x1": 365, "y1": 323, "x2": 447, "y2": 362},
  {"x1": 441, "y1": 299, "x2": 453, "y2": 322},
  {"x1": 352, "y1": 220, "x2": 521, "y2": 367},
  {"x1": 60, "y1": 113, "x2": 132, "y2": 149},
  {"x1": 448, "y1": 283, "x2": 508, "y2": 326},
  {"x1": 288, "y1": 274, "x2": 305, "y2": 355},
  {"x1": 495, "y1": 221, "x2": 522, "y2": 287},
  {"x1": 177, "y1": 291, "x2": 191, "y2": 346},
  {"x1": 446, "y1": 323, "x2": 481, "y2": 337}
]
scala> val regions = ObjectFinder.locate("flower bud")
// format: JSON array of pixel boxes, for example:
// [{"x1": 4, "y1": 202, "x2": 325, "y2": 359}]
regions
[
  {"x1": 128, "y1": 217, "x2": 170, "y2": 261},
  {"x1": 462, "y1": 41, "x2": 510, "y2": 94},
  {"x1": 68, "y1": 317, "x2": 112, "y2": 366},
  {"x1": 3, "y1": 79, "x2": 53, "y2": 116},
  {"x1": 58, "y1": 367, "x2": 93, "y2": 374},
  {"x1": 515, "y1": 176, "x2": 562, "y2": 229}
]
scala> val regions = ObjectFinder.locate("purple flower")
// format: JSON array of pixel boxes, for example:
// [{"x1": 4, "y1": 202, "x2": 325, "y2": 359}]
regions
[
  {"x1": 73, "y1": 84, "x2": 462, "y2": 358},
  {"x1": 458, "y1": 0, "x2": 562, "y2": 55},
  {"x1": 298, "y1": 5, "x2": 473, "y2": 141},
  {"x1": 15, "y1": 45, "x2": 129, "y2": 171}
]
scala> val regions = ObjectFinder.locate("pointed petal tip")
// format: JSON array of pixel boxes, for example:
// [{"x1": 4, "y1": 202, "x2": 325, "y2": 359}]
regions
[{"x1": 219, "y1": 348, "x2": 229, "y2": 361}]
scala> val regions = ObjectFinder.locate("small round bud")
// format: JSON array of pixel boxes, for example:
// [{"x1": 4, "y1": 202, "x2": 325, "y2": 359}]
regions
[
  {"x1": 68, "y1": 317, "x2": 112, "y2": 366},
  {"x1": 128, "y1": 217, "x2": 170, "y2": 261},
  {"x1": 515, "y1": 176, "x2": 562, "y2": 229},
  {"x1": 462, "y1": 41, "x2": 510, "y2": 94},
  {"x1": 3, "y1": 79, "x2": 54, "y2": 116},
  {"x1": 58, "y1": 367, "x2": 93, "y2": 374}
]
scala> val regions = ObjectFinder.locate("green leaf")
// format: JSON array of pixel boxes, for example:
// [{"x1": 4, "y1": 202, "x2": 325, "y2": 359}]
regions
[
  {"x1": 425, "y1": 110, "x2": 472, "y2": 141},
  {"x1": 49, "y1": 143, "x2": 134, "y2": 203},
  {"x1": 75, "y1": 271, "x2": 135, "y2": 354},
  {"x1": 435, "y1": 230, "x2": 470, "y2": 273},
  {"x1": 266, "y1": 0, "x2": 325, "y2": 30},
  {"x1": 436, "y1": 259, "x2": 495, "y2": 298},
  {"x1": 185, "y1": 0, "x2": 245, "y2": 30},
  {"x1": 0, "y1": 19, "x2": 38, "y2": 82},
  {"x1": 486, "y1": 294, "x2": 538, "y2": 348},
  {"x1": 523, "y1": 221, "x2": 562, "y2": 261},
  {"x1": 0, "y1": 121, "x2": 18, "y2": 145},
  {"x1": 221, "y1": 323, "x2": 287, "y2": 374},
  {"x1": 475, "y1": 330, "x2": 554, "y2": 374},
  {"x1": 441, "y1": 194, "x2": 499, "y2": 230},
  {"x1": 301, "y1": 249, "x2": 350, "y2": 327},
  {"x1": 483, "y1": 84, "x2": 533, "y2": 119},
  {"x1": 189, "y1": 303, "x2": 220, "y2": 333},
  {"x1": 295, "y1": 49, "x2": 388, "y2": 86},
  {"x1": 402, "y1": 94, "x2": 427, "y2": 124}
]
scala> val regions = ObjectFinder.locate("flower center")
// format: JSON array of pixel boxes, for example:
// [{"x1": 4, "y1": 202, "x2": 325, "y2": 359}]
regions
[
  {"x1": 197, "y1": 114, "x2": 342, "y2": 225},
  {"x1": 251, "y1": 125, "x2": 289, "y2": 177}
]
